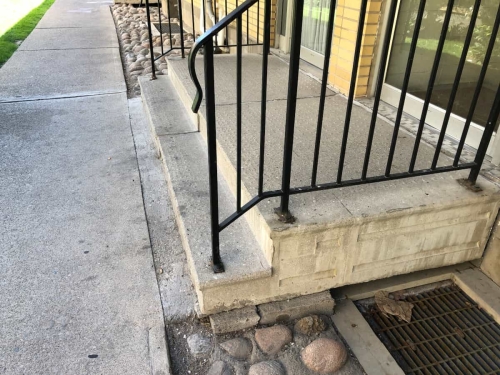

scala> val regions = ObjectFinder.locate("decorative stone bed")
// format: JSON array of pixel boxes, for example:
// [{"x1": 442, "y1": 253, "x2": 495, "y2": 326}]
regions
[
  {"x1": 111, "y1": 3, "x2": 195, "y2": 97},
  {"x1": 178, "y1": 315, "x2": 365, "y2": 375}
]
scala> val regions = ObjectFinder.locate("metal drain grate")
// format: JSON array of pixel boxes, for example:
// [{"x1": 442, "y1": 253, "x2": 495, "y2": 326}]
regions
[
  {"x1": 356, "y1": 283, "x2": 500, "y2": 375},
  {"x1": 154, "y1": 23, "x2": 182, "y2": 34}
]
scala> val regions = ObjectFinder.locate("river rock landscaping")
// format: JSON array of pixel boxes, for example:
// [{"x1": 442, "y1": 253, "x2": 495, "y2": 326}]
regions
[
  {"x1": 111, "y1": 3, "x2": 195, "y2": 97},
  {"x1": 172, "y1": 314, "x2": 364, "y2": 375}
]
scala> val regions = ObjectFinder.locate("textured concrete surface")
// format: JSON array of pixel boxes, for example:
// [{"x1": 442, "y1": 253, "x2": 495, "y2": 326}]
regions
[
  {"x1": 129, "y1": 97, "x2": 197, "y2": 323},
  {"x1": 162, "y1": 53, "x2": 500, "y2": 314},
  {"x1": 258, "y1": 291, "x2": 335, "y2": 325},
  {"x1": 0, "y1": 48, "x2": 125, "y2": 102},
  {"x1": 139, "y1": 77, "x2": 271, "y2": 305},
  {"x1": 36, "y1": 0, "x2": 115, "y2": 29},
  {"x1": 0, "y1": 0, "x2": 123, "y2": 102},
  {"x1": 0, "y1": 94, "x2": 168, "y2": 375},
  {"x1": 481, "y1": 214, "x2": 500, "y2": 287},
  {"x1": 168, "y1": 54, "x2": 335, "y2": 106},
  {"x1": 454, "y1": 268, "x2": 500, "y2": 324},
  {"x1": 19, "y1": 27, "x2": 120, "y2": 50},
  {"x1": 209, "y1": 306, "x2": 260, "y2": 334},
  {"x1": 0, "y1": 0, "x2": 169, "y2": 373},
  {"x1": 140, "y1": 75, "x2": 197, "y2": 135}
]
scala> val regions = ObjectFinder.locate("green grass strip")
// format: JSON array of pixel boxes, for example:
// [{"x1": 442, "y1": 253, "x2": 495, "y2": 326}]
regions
[{"x1": 0, "y1": 0, "x2": 55, "y2": 67}]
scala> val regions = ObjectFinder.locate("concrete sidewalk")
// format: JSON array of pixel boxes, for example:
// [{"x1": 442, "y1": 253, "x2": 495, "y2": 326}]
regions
[{"x1": 0, "y1": 1, "x2": 169, "y2": 374}]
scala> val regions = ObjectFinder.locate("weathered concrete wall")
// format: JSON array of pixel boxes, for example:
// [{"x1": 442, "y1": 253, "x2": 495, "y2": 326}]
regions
[
  {"x1": 166, "y1": 55, "x2": 500, "y2": 315},
  {"x1": 197, "y1": 197, "x2": 499, "y2": 314},
  {"x1": 481, "y1": 213, "x2": 500, "y2": 286}
]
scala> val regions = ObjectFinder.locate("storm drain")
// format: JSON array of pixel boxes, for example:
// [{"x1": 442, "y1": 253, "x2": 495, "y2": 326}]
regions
[
  {"x1": 355, "y1": 283, "x2": 500, "y2": 375},
  {"x1": 154, "y1": 23, "x2": 182, "y2": 34}
]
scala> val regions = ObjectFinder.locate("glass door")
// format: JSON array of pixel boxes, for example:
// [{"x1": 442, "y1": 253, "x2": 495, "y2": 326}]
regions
[
  {"x1": 300, "y1": 0, "x2": 333, "y2": 67},
  {"x1": 277, "y1": 0, "x2": 333, "y2": 66},
  {"x1": 381, "y1": 0, "x2": 500, "y2": 155}
]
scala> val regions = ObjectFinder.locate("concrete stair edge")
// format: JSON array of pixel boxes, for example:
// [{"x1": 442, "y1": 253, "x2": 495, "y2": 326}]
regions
[
  {"x1": 167, "y1": 56, "x2": 277, "y2": 266},
  {"x1": 139, "y1": 75, "x2": 272, "y2": 313}
]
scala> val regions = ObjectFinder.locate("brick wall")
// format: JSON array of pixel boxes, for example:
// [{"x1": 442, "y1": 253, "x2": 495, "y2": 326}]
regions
[
  {"x1": 177, "y1": 0, "x2": 277, "y2": 46},
  {"x1": 328, "y1": 0, "x2": 383, "y2": 97}
]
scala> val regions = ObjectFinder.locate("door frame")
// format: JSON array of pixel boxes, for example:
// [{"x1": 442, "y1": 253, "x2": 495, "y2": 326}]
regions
[
  {"x1": 377, "y1": 0, "x2": 498, "y2": 158},
  {"x1": 277, "y1": 0, "x2": 328, "y2": 68}
]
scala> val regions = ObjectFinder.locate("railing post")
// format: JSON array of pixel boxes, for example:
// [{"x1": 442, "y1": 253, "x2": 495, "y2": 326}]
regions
[
  {"x1": 145, "y1": 0, "x2": 157, "y2": 80},
  {"x1": 311, "y1": 0, "x2": 336, "y2": 186},
  {"x1": 177, "y1": 0, "x2": 186, "y2": 57},
  {"x1": 204, "y1": 39, "x2": 225, "y2": 273},
  {"x1": 276, "y1": 0, "x2": 304, "y2": 223},
  {"x1": 258, "y1": 0, "x2": 271, "y2": 195},
  {"x1": 468, "y1": 84, "x2": 500, "y2": 184}
]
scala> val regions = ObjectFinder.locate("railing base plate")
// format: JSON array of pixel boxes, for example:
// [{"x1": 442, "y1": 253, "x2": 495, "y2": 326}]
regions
[
  {"x1": 274, "y1": 207, "x2": 296, "y2": 224},
  {"x1": 457, "y1": 178, "x2": 482, "y2": 192},
  {"x1": 212, "y1": 259, "x2": 225, "y2": 273}
]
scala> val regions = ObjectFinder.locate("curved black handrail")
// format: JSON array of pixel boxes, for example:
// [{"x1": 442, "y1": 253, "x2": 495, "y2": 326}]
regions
[{"x1": 187, "y1": 0, "x2": 259, "y2": 113}]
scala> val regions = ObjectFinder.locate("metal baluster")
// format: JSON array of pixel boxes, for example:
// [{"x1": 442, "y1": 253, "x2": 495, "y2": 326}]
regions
[
  {"x1": 277, "y1": 0, "x2": 305, "y2": 221},
  {"x1": 177, "y1": 0, "x2": 185, "y2": 57},
  {"x1": 385, "y1": 0, "x2": 426, "y2": 177},
  {"x1": 166, "y1": 0, "x2": 173, "y2": 51},
  {"x1": 246, "y1": 6, "x2": 249, "y2": 44},
  {"x1": 237, "y1": 16, "x2": 243, "y2": 211},
  {"x1": 145, "y1": 0, "x2": 157, "y2": 80},
  {"x1": 337, "y1": 0, "x2": 367, "y2": 183},
  {"x1": 203, "y1": 0, "x2": 207, "y2": 33},
  {"x1": 311, "y1": 0, "x2": 337, "y2": 186},
  {"x1": 159, "y1": 0, "x2": 164, "y2": 56},
  {"x1": 257, "y1": 0, "x2": 260, "y2": 44},
  {"x1": 409, "y1": 0, "x2": 455, "y2": 173},
  {"x1": 191, "y1": 0, "x2": 196, "y2": 39},
  {"x1": 361, "y1": 0, "x2": 399, "y2": 180},
  {"x1": 258, "y1": 0, "x2": 271, "y2": 195},
  {"x1": 468, "y1": 84, "x2": 500, "y2": 184},
  {"x1": 454, "y1": 4, "x2": 500, "y2": 166},
  {"x1": 431, "y1": 0, "x2": 482, "y2": 169},
  {"x1": 204, "y1": 39, "x2": 224, "y2": 273},
  {"x1": 225, "y1": 0, "x2": 229, "y2": 46}
]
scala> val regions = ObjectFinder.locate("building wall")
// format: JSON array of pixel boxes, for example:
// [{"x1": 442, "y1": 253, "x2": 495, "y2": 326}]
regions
[
  {"x1": 174, "y1": 0, "x2": 277, "y2": 47},
  {"x1": 481, "y1": 212, "x2": 500, "y2": 286},
  {"x1": 328, "y1": 0, "x2": 383, "y2": 97}
]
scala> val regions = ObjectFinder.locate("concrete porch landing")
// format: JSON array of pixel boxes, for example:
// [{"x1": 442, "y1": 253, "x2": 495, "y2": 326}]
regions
[{"x1": 155, "y1": 54, "x2": 500, "y2": 315}]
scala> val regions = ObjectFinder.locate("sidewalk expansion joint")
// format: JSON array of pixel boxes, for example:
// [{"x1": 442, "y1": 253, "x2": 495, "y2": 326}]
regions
[
  {"x1": 156, "y1": 130, "x2": 199, "y2": 137},
  {"x1": 18, "y1": 47, "x2": 119, "y2": 51},
  {"x1": 213, "y1": 95, "x2": 335, "y2": 108},
  {"x1": 0, "y1": 90, "x2": 126, "y2": 104}
]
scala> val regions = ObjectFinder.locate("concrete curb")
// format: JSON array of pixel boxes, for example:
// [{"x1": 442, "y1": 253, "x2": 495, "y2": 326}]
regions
[{"x1": 148, "y1": 325, "x2": 172, "y2": 375}]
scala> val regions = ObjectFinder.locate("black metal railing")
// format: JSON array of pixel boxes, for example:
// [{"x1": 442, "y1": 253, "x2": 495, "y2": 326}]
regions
[
  {"x1": 188, "y1": 0, "x2": 500, "y2": 273},
  {"x1": 142, "y1": 0, "x2": 265, "y2": 80}
]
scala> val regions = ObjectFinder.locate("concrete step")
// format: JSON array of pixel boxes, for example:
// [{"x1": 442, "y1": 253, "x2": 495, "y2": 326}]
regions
[
  {"x1": 139, "y1": 75, "x2": 272, "y2": 315},
  {"x1": 165, "y1": 53, "x2": 500, "y2": 315}
]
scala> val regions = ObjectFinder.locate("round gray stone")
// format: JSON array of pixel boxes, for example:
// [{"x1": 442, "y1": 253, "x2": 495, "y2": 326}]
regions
[
  {"x1": 220, "y1": 337, "x2": 253, "y2": 360},
  {"x1": 187, "y1": 333, "x2": 212, "y2": 358},
  {"x1": 207, "y1": 360, "x2": 233, "y2": 375},
  {"x1": 248, "y1": 361, "x2": 284, "y2": 375},
  {"x1": 129, "y1": 62, "x2": 143, "y2": 72}
]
